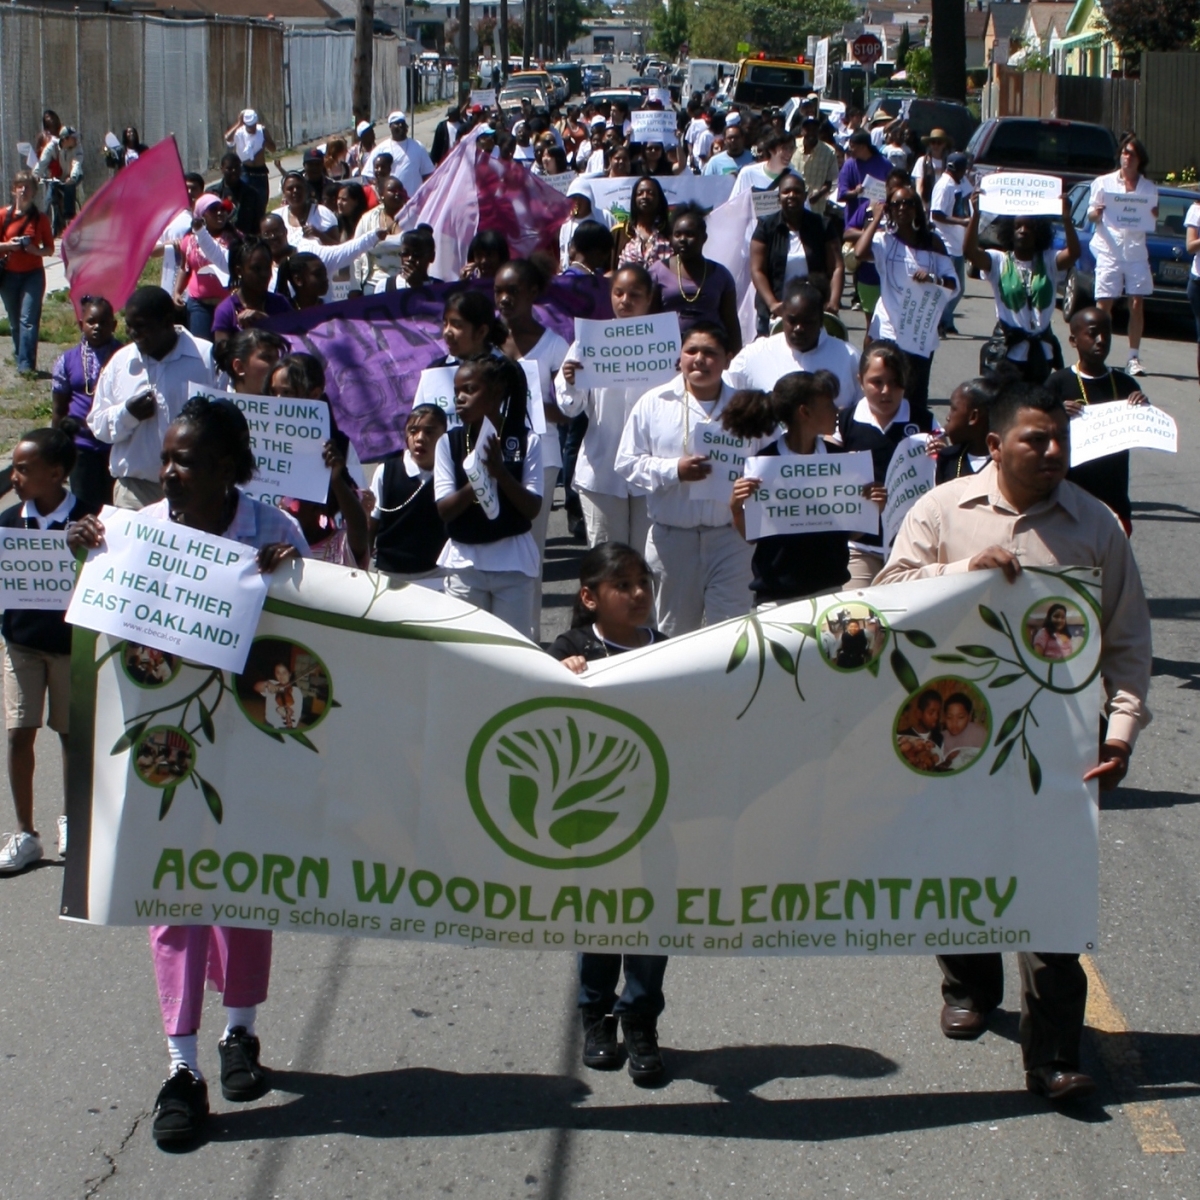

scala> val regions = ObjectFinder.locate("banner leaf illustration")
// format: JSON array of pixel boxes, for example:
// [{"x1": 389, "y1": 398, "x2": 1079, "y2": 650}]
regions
[
  {"x1": 932, "y1": 654, "x2": 967, "y2": 664},
  {"x1": 198, "y1": 700, "x2": 215, "y2": 744},
  {"x1": 548, "y1": 808, "x2": 619, "y2": 848},
  {"x1": 995, "y1": 708, "x2": 1022, "y2": 745},
  {"x1": 768, "y1": 638, "x2": 796, "y2": 675},
  {"x1": 990, "y1": 738, "x2": 1016, "y2": 775},
  {"x1": 1027, "y1": 749, "x2": 1043, "y2": 795},
  {"x1": 902, "y1": 629, "x2": 936, "y2": 649},
  {"x1": 552, "y1": 745, "x2": 637, "y2": 811},
  {"x1": 866, "y1": 655, "x2": 881, "y2": 677},
  {"x1": 788, "y1": 622, "x2": 817, "y2": 638},
  {"x1": 988, "y1": 674, "x2": 1025, "y2": 689},
  {"x1": 112, "y1": 719, "x2": 150, "y2": 756},
  {"x1": 727, "y1": 627, "x2": 750, "y2": 673},
  {"x1": 509, "y1": 775, "x2": 538, "y2": 838},
  {"x1": 890, "y1": 647, "x2": 920, "y2": 694},
  {"x1": 956, "y1": 645, "x2": 998, "y2": 659},
  {"x1": 289, "y1": 731, "x2": 320, "y2": 753},
  {"x1": 978, "y1": 604, "x2": 1004, "y2": 632},
  {"x1": 198, "y1": 775, "x2": 223, "y2": 823},
  {"x1": 159, "y1": 784, "x2": 177, "y2": 820}
]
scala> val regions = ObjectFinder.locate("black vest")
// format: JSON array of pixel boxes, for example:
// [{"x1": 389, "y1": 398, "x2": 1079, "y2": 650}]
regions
[
  {"x1": 372, "y1": 456, "x2": 447, "y2": 574},
  {"x1": 444, "y1": 425, "x2": 533, "y2": 544}
]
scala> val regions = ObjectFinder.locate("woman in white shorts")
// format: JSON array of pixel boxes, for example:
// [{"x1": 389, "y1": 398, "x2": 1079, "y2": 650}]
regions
[{"x1": 1087, "y1": 135, "x2": 1158, "y2": 377}]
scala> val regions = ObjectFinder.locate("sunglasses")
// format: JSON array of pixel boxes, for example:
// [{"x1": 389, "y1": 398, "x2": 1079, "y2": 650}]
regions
[{"x1": 890, "y1": 198, "x2": 918, "y2": 209}]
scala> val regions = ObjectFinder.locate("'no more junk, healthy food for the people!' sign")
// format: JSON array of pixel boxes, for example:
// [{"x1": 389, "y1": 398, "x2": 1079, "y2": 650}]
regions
[{"x1": 63, "y1": 561, "x2": 1104, "y2": 958}]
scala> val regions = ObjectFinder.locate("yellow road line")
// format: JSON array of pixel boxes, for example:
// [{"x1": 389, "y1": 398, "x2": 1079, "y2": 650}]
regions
[{"x1": 1082, "y1": 954, "x2": 1185, "y2": 1154}]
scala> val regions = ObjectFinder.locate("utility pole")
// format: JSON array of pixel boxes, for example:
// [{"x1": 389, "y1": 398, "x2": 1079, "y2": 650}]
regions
[
  {"x1": 352, "y1": 0, "x2": 375, "y2": 123},
  {"x1": 523, "y1": 0, "x2": 531, "y2": 68},
  {"x1": 458, "y1": 0, "x2": 471, "y2": 102},
  {"x1": 500, "y1": 0, "x2": 509, "y2": 82}
]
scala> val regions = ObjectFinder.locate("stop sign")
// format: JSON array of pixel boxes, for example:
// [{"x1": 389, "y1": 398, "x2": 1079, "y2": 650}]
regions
[{"x1": 852, "y1": 33, "x2": 883, "y2": 65}]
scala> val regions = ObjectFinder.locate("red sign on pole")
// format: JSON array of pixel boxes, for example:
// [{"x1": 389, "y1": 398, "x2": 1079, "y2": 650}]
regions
[{"x1": 851, "y1": 33, "x2": 883, "y2": 65}]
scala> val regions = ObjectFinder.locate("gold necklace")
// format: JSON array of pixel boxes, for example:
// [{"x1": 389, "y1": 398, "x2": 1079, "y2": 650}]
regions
[
  {"x1": 675, "y1": 256, "x2": 708, "y2": 303},
  {"x1": 1071, "y1": 363, "x2": 1118, "y2": 405}
]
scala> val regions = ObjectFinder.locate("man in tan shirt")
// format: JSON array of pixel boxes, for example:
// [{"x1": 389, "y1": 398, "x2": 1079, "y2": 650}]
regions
[
  {"x1": 878, "y1": 381, "x2": 1152, "y2": 1103},
  {"x1": 791, "y1": 118, "x2": 839, "y2": 216}
]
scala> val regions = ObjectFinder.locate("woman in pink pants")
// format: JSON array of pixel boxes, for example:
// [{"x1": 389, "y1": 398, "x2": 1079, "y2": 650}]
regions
[{"x1": 72, "y1": 388, "x2": 309, "y2": 1146}]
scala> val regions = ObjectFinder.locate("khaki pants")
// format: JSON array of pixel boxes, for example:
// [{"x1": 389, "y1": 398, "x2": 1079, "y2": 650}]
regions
[
  {"x1": 645, "y1": 522, "x2": 753, "y2": 637},
  {"x1": 579, "y1": 489, "x2": 650, "y2": 554},
  {"x1": 846, "y1": 547, "x2": 885, "y2": 588},
  {"x1": 113, "y1": 477, "x2": 164, "y2": 511}
]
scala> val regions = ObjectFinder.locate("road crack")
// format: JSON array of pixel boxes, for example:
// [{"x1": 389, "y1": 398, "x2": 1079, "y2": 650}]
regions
[{"x1": 83, "y1": 1108, "x2": 152, "y2": 1198}]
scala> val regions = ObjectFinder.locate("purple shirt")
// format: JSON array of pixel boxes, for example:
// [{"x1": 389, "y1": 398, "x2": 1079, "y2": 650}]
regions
[
  {"x1": 51, "y1": 339, "x2": 122, "y2": 452},
  {"x1": 212, "y1": 290, "x2": 294, "y2": 338},
  {"x1": 649, "y1": 258, "x2": 737, "y2": 340}
]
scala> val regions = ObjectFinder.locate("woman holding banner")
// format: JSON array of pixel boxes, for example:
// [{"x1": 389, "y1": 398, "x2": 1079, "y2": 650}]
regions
[
  {"x1": 69, "y1": 395, "x2": 309, "y2": 1146},
  {"x1": 852, "y1": 186, "x2": 959, "y2": 414}
]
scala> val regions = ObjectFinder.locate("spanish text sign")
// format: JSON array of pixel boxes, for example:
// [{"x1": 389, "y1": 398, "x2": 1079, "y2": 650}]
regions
[
  {"x1": 883, "y1": 435, "x2": 936, "y2": 547},
  {"x1": 979, "y1": 172, "x2": 1061, "y2": 217},
  {"x1": 1105, "y1": 191, "x2": 1156, "y2": 232},
  {"x1": 743, "y1": 451, "x2": 876, "y2": 539},
  {"x1": 572, "y1": 312, "x2": 682, "y2": 387},
  {"x1": 64, "y1": 563, "x2": 1103, "y2": 956},
  {"x1": 1069, "y1": 400, "x2": 1178, "y2": 467},
  {"x1": 0, "y1": 529, "x2": 78, "y2": 610},
  {"x1": 191, "y1": 384, "x2": 331, "y2": 506},
  {"x1": 65, "y1": 506, "x2": 268, "y2": 672}
]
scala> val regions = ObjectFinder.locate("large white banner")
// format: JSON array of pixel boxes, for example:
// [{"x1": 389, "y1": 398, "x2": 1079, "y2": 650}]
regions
[
  {"x1": 1069, "y1": 401, "x2": 1178, "y2": 467},
  {"x1": 63, "y1": 564, "x2": 1103, "y2": 956},
  {"x1": 585, "y1": 174, "x2": 737, "y2": 223}
]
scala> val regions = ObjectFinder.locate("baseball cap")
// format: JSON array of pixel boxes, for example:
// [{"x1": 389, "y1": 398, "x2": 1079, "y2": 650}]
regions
[
  {"x1": 242, "y1": 109, "x2": 259, "y2": 125},
  {"x1": 947, "y1": 151, "x2": 969, "y2": 169},
  {"x1": 355, "y1": 120, "x2": 372, "y2": 137},
  {"x1": 194, "y1": 193, "x2": 224, "y2": 218},
  {"x1": 387, "y1": 110, "x2": 407, "y2": 124},
  {"x1": 302, "y1": 147, "x2": 325, "y2": 163},
  {"x1": 725, "y1": 112, "x2": 742, "y2": 127}
]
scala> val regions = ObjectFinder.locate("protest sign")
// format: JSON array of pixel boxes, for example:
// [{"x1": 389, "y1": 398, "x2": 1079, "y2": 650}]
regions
[
  {"x1": 587, "y1": 173, "x2": 736, "y2": 223},
  {"x1": 0, "y1": 530, "x2": 78, "y2": 610},
  {"x1": 191, "y1": 384, "x2": 331, "y2": 506},
  {"x1": 814, "y1": 38, "x2": 829, "y2": 91},
  {"x1": 882, "y1": 435, "x2": 936, "y2": 547},
  {"x1": 413, "y1": 365, "x2": 460, "y2": 428},
  {"x1": 64, "y1": 564, "x2": 1103, "y2": 958},
  {"x1": 571, "y1": 313, "x2": 681, "y2": 388},
  {"x1": 1105, "y1": 191, "x2": 1156, "y2": 232},
  {"x1": 861, "y1": 175, "x2": 888, "y2": 205},
  {"x1": 538, "y1": 171, "x2": 576, "y2": 195},
  {"x1": 1069, "y1": 401, "x2": 1178, "y2": 468},
  {"x1": 687, "y1": 421, "x2": 753, "y2": 500},
  {"x1": 891, "y1": 281, "x2": 949, "y2": 357},
  {"x1": 65, "y1": 506, "x2": 269, "y2": 672},
  {"x1": 752, "y1": 189, "x2": 782, "y2": 220},
  {"x1": 630, "y1": 109, "x2": 678, "y2": 146},
  {"x1": 646, "y1": 87, "x2": 672, "y2": 108},
  {"x1": 463, "y1": 417, "x2": 501, "y2": 518},
  {"x1": 469, "y1": 89, "x2": 497, "y2": 109},
  {"x1": 17, "y1": 141, "x2": 38, "y2": 169},
  {"x1": 742, "y1": 451, "x2": 876, "y2": 540},
  {"x1": 978, "y1": 172, "x2": 1061, "y2": 217}
]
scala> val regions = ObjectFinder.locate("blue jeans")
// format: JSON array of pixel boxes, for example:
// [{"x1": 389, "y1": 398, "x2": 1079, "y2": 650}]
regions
[
  {"x1": 0, "y1": 268, "x2": 45, "y2": 373},
  {"x1": 941, "y1": 256, "x2": 966, "y2": 328},
  {"x1": 184, "y1": 296, "x2": 216, "y2": 341},
  {"x1": 578, "y1": 953, "x2": 668, "y2": 1018}
]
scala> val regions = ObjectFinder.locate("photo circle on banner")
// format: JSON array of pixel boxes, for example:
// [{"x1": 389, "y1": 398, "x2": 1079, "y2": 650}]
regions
[
  {"x1": 234, "y1": 637, "x2": 333, "y2": 735},
  {"x1": 121, "y1": 642, "x2": 181, "y2": 689},
  {"x1": 893, "y1": 677, "x2": 992, "y2": 776},
  {"x1": 134, "y1": 726, "x2": 197, "y2": 788},
  {"x1": 1023, "y1": 597, "x2": 1088, "y2": 664},
  {"x1": 817, "y1": 602, "x2": 888, "y2": 672}
]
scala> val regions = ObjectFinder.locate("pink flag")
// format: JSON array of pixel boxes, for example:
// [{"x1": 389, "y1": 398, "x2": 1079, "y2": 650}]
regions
[
  {"x1": 400, "y1": 129, "x2": 572, "y2": 279},
  {"x1": 60, "y1": 137, "x2": 189, "y2": 317}
]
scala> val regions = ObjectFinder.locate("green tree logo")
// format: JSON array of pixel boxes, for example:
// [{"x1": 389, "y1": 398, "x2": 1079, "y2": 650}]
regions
[{"x1": 466, "y1": 699, "x2": 669, "y2": 868}]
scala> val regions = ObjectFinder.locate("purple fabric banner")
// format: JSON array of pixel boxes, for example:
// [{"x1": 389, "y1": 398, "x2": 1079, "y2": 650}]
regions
[{"x1": 264, "y1": 274, "x2": 612, "y2": 462}]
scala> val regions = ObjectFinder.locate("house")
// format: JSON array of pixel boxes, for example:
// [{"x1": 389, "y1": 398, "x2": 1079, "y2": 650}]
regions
[
  {"x1": 1007, "y1": 2, "x2": 1074, "y2": 66},
  {"x1": 984, "y1": 2, "x2": 1028, "y2": 71},
  {"x1": 1051, "y1": 0, "x2": 1122, "y2": 75},
  {"x1": 965, "y1": 7, "x2": 988, "y2": 70}
]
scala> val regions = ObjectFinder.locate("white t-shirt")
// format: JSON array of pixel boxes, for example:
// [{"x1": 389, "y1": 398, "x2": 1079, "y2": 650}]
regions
[
  {"x1": 783, "y1": 231, "x2": 809, "y2": 286},
  {"x1": 725, "y1": 329, "x2": 862, "y2": 407},
  {"x1": 231, "y1": 126, "x2": 264, "y2": 162},
  {"x1": 519, "y1": 329, "x2": 570, "y2": 473},
  {"x1": 433, "y1": 430, "x2": 543, "y2": 576},
  {"x1": 1188, "y1": 203, "x2": 1200, "y2": 278},
  {"x1": 277, "y1": 203, "x2": 338, "y2": 248},
  {"x1": 930, "y1": 173, "x2": 970, "y2": 258},
  {"x1": 1089, "y1": 170, "x2": 1157, "y2": 265},
  {"x1": 868, "y1": 231, "x2": 959, "y2": 350}
]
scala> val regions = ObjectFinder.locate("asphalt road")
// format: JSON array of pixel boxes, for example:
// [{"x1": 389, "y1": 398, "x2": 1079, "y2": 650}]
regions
[{"x1": 3, "y1": 91, "x2": 1200, "y2": 1200}]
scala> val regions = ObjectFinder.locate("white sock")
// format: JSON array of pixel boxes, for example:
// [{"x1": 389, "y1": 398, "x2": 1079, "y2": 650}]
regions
[
  {"x1": 223, "y1": 1006, "x2": 257, "y2": 1037},
  {"x1": 166, "y1": 1034, "x2": 202, "y2": 1079}
]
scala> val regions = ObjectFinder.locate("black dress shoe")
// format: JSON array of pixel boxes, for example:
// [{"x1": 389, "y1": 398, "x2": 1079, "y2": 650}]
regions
[
  {"x1": 152, "y1": 1066, "x2": 209, "y2": 1145},
  {"x1": 581, "y1": 1011, "x2": 622, "y2": 1070},
  {"x1": 1026, "y1": 1065, "x2": 1096, "y2": 1102},
  {"x1": 940, "y1": 1003, "x2": 989, "y2": 1039},
  {"x1": 218, "y1": 1027, "x2": 269, "y2": 1101},
  {"x1": 620, "y1": 1015, "x2": 664, "y2": 1085}
]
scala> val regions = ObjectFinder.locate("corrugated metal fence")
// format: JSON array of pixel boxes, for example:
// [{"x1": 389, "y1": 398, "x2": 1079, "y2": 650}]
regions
[{"x1": 0, "y1": 6, "x2": 406, "y2": 192}]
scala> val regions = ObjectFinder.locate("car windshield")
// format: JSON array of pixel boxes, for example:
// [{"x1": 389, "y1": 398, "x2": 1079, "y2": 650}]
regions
[
  {"x1": 984, "y1": 122, "x2": 1116, "y2": 172},
  {"x1": 747, "y1": 65, "x2": 812, "y2": 89},
  {"x1": 1155, "y1": 194, "x2": 1192, "y2": 239}
]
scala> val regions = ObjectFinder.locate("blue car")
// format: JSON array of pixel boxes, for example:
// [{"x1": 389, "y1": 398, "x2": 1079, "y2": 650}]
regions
[{"x1": 1056, "y1": 181, "x2": 1196, "y2": 318}]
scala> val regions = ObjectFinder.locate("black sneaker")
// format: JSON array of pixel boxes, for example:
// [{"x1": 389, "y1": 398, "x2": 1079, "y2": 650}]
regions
[
  {"x1": 620, "y1": 1015, "x2": 665, "y2": 1085},
  {"x1": 152, "y1": 1066, "x2": 209, "y2": 1145},
  {"x1": 581, "y1": 1009, "x2": 622, "y2": 1070},
  {"x1": 218, "y1": 1027, "x2": 268, "y2": 1102}
]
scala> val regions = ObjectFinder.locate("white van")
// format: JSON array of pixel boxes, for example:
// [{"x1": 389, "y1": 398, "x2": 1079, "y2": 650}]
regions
[{"x1": 684, "y1": 59, "x2": 735, "y2": 100}]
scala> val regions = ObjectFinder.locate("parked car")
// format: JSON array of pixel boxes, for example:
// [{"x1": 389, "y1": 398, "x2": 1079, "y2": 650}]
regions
[
  {"x1": 966, "y1": 118, "x2": 1119, "y2": 249},
  {"x1": 627, "y1": 75, "x2": 665, "y2": 91},
  {"x1": 601, "y1": 52, "x2": 614, "y2": 63},
  {"x1": 498, "y1": 85, "x2": 548, "y2": 116},
  {"x1": 866, "y1": 95, "x2": 978, "y2": 152},
  {"x1": 1053, "y1": 180, "x2": 1195, "y2": 319},
  {"x1": 548, "y1": 74, "x2": 569, "y2": 105},
  {"x1": 584, "y1": 88, "x2": 648, "y2": 113}
]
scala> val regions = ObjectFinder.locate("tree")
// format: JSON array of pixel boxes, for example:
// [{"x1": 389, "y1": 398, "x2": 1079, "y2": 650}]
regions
[
  {"x1": 650, "y1": 0, "x2": 689, "y2": 58},
  {"x1": 905, "y1": 46, "x2": 933, "y2": 95},
  {"x1": 896, "y1": 22, "x2": 910, "y2": 69},
  {"x1": 1107, "y1": 0, "x2": 1200, "y2": 50},
  {"x1": 689, "y1": 0, "x2": 750, "y2": 60},
  {"x1": 929, "y1": 0, "x2": 965, "y2": 100},
  {"x1": 744, "y1": 0, "x2": 855, "y2": 59}
]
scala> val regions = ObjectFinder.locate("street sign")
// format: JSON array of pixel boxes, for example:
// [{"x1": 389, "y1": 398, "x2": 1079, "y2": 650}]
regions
[
  {"x1": 814, "y1": 37, "x2": 830, "y2": 91},
  {"x1": 851, "y1": 33, "x2": 883, "y2": 65}
]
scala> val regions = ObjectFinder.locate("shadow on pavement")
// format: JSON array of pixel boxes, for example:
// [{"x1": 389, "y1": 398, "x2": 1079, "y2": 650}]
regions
[
  {"x1": 1131, "y1": 501, "x2": 1200, "y2": 525},
  {"x1": 198, "y1": 1044, "x2": 1126, "y2": 1143},
  {"x1": 1103, "y1": 1031, "x2": 1200, "y2": 1086},
  {"x1": 1150, "y1": 655, "x2": 1200, "y2": 690},
  {"x1": 1101, "y1": 786, "x2": 1200, "y2": 810}
]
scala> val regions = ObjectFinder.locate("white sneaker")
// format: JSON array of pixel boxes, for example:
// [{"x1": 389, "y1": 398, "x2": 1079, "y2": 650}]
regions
[
  {"x1": 57, "y1": 815, "x2": 68, "y2": 857},
  {"x1": 0, "y1": 832, "x2": 43, "y2": 875},
  {"x1": 1126, "y1": 355, "x2": 1145, "y2": 376}
]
